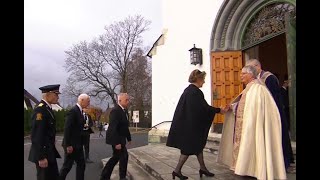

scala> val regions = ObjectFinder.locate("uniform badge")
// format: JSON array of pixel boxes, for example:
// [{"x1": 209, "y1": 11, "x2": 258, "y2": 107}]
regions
[
  {"x1": 36, "y1": 113, "x2": 42, "y2": 120},
  {"x1": 38, "y1": 103, "x2": 43, "y2": 107}
]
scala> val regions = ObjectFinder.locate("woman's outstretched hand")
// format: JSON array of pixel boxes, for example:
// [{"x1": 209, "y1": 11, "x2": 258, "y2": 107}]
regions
[{"x1": 219, "y1": 105, "x2": 230, "y2": 114}]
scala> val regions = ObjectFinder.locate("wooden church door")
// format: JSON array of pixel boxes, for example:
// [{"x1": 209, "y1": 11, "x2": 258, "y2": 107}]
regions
[{"x1": 210, "y1": 51, "x2": 243, "y2": 132}]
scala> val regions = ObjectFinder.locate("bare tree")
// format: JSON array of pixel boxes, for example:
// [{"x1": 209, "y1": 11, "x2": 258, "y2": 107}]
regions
[
  {"x1": 62, "y1": 77, "x2": 84, "y2": 98},
  {"x1": 64, "y1": 40, "x2": 118, "y2": 105},
  {"x1": 97, "y1": 15, "x2": 151, "y2": 93},
  {"x1": 64, "y1": 15, "x2": 150, "y2": 106}
]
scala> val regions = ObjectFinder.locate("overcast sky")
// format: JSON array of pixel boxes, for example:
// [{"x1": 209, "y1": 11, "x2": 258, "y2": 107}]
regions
[{"x1": 24, "y1": 0, "x2": 162, "y2": 108}]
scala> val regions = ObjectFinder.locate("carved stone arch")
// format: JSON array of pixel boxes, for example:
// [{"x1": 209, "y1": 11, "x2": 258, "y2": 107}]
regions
[{"x1": 210, "y1": 0, "x2": 296, "y2": 51}]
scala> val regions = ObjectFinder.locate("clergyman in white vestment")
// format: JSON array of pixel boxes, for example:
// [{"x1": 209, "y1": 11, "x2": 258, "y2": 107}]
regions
[{"x1": 217, "y1": 65, "x2": 286, "y2": 180}]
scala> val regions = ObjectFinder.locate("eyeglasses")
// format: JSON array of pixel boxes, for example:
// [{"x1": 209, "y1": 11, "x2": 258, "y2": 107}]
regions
[{"x1": 49, "y1": 92, "x2": 60, "y2": 96}]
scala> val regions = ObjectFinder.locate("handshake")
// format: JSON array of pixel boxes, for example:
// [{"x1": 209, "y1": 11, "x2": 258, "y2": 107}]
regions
[
  {"x1": 219, "y1": 102, "x2": 238, "y2": 114},
  {"x1": 219, "y1": 104, "x2": 231, "y2": 114}
]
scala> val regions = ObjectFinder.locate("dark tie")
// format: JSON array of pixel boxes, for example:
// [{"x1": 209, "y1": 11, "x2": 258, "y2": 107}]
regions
[
  {"x1": 46, "y1": 106, "x2": 54, "y2": 118},
  {"x1": 124, "y1": 109, "x2": 128, "y2": 120}
]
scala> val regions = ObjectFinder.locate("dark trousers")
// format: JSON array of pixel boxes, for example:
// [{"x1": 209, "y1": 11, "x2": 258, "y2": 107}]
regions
[
  {"x1": 82, "y1": 132, "x2": 91, "y2": 159},
  {"x1": 100, "y1": 144, "x2": 128, "y2": 179},
  {"x1": 59, "y1": 147, "x2": 85, "y2": 180},
  {"x1": 35, "y1": 159, "x2": 59, "y2": 180},
  {"x1": 281, "y1": 116, "x2": 294, "y2": 169},
  {"x1": 284, "y1": 108, "x2": 294, "y2": 163}
]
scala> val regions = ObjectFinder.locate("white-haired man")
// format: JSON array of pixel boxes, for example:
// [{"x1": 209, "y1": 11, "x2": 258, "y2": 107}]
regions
[
  {"x1": 218, "y1": 65, "x2": 286, "y2": 180},
  {"x1": 246, "y1": 59, "x2": 294, "y2": 170},
  {"x1": 59, "y1": 94, "x2": 90, "y2": 180},
  {"x1": 28, "y1": 84, "x2": 62, "y2": 180}
]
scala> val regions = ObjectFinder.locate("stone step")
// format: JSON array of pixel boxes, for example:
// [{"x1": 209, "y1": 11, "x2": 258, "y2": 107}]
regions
[
  {"x1": 127, "y1": 143, "x2": 296, "y2": 180},
  {"x1": 204, "y1": 137, "x2": 220, "y2": 155},
  {"x1": 149, "y1": 130, "x2": 296, "y2": 156},
  {"x1": 101, "y1": 156, "x2": 157, "y2": 180},
  {"x1": 207, "y1": 134, "x2": 222, "y2": 144},
  {"x1": 101, "y1": 157, "x2": 133, "y2": 179},
  {"x1": 205, "y1": 135, "x2": 296, "y2": 156},
  {"x1": 128, "y1": 147, "x2": 166, "y2": 180},
  {"x1": 127, "y1": 144, "x2": 232, "y2": 180},
  {"x1": 127, "y1": 156, "x2": 157, "y2": 180}
]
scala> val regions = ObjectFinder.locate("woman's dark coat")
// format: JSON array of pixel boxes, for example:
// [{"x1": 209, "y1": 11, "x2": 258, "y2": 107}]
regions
[{"x1": 166, "y1": 84, "x2": 220, "y2": 155}]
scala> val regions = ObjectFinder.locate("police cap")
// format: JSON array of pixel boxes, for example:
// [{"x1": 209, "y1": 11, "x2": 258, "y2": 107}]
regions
[{"x1": 39, "y1": 84, "x2": 61, "y2": 94}]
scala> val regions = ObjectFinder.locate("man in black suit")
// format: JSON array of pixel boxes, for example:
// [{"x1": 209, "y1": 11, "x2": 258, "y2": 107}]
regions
[
  {"x1": 82, "y1": 108, "x2": 94, "y2": 163},
  {"x1": 280, "y1": 78, "x2": 295, "y2": 165},
  {"x1": 59, "y1": 94, "x2": 90, "y2": 180},
  {"x1": 280, "y1": 79, "x2": 290, "y2": 130},
  {"x1": 28, "y1": 84, "x2": 62, "y2": 180},
  {"x1": 100, "y1": 93, "x2": 132, "y2": 180}
]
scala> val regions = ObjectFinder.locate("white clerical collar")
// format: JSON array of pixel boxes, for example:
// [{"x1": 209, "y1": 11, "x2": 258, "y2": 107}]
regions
[
  {"x1": 257, "y1": 71, "x2": 262, "y2": 79},
  {"x1": 76, "y1": 103, "x2": 83, "y2": 112},
  {"x1": 41, "y1": 99, "x2": 52, "y2": 109},
  {"x1": 118, "y1": 104, "x2": 125, "y2": 110}
]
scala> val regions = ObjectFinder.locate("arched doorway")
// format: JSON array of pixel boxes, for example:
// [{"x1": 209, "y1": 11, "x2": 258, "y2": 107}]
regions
[
  {"x1": 243, "y1": 33, "x2": 287, "y2": 83},
  {"x1": 210, "y1": 0, "x2": 296, "y2": 141}
]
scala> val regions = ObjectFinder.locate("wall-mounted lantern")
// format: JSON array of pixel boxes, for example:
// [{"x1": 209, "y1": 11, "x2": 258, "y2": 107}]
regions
[{"x1": 189, "y1": 44, "x2": 203, "y2": 65}]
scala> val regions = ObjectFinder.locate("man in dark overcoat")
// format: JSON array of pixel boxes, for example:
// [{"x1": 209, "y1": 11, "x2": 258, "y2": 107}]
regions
[{"x1": 59, "y1": 94, "x2": 90, "y2": 180}]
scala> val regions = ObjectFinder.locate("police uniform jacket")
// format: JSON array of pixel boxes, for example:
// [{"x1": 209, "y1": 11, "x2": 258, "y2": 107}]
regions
[{"x1": 28, "y1": 100, "x2": 61, "y2": 163}]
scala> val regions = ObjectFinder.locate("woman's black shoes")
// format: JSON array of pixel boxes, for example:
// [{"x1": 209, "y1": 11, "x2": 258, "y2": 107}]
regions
[
  {"x1": 172, "y1": 171, "x2": 188, "y2": 179},
  {"x1": 199, "y1": 169, "x2": 215, "y2": 177}
]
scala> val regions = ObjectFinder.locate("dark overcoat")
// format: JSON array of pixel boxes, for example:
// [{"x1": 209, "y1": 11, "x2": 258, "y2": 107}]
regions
[
  {"x1": 62, "y1": 105, "x2": 85, "y2": 149},
  {"x1": 166, "y1": 84, "x2": 220, "y2": 155},
  {"x1": 263, "y1": 72, "x2": 293, "y2": 169},
  {"x1": 105, "y1": 105, "x2": 131, "y2": 145}
]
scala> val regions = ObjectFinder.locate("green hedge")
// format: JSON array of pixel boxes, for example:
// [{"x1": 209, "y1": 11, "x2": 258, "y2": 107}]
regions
[
  {"x1": 24, "y1": 109, "x2": 69, "y2": 135},
  {"x1": 54, "y1": 110, "x2": 68, "y2": 132},
  {"x1": 24, "y1": 109, "x2": 33, "y2": 135}
]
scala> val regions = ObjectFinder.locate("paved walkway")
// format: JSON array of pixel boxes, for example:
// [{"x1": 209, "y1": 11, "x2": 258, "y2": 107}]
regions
[{"x1": 127, "y1": 143, "x2": 296, "y2": 180}]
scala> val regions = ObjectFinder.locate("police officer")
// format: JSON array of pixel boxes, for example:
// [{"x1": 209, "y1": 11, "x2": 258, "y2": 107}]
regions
[{"x1": 28, "y1": 84, "x2": 62, "y2": 180}]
